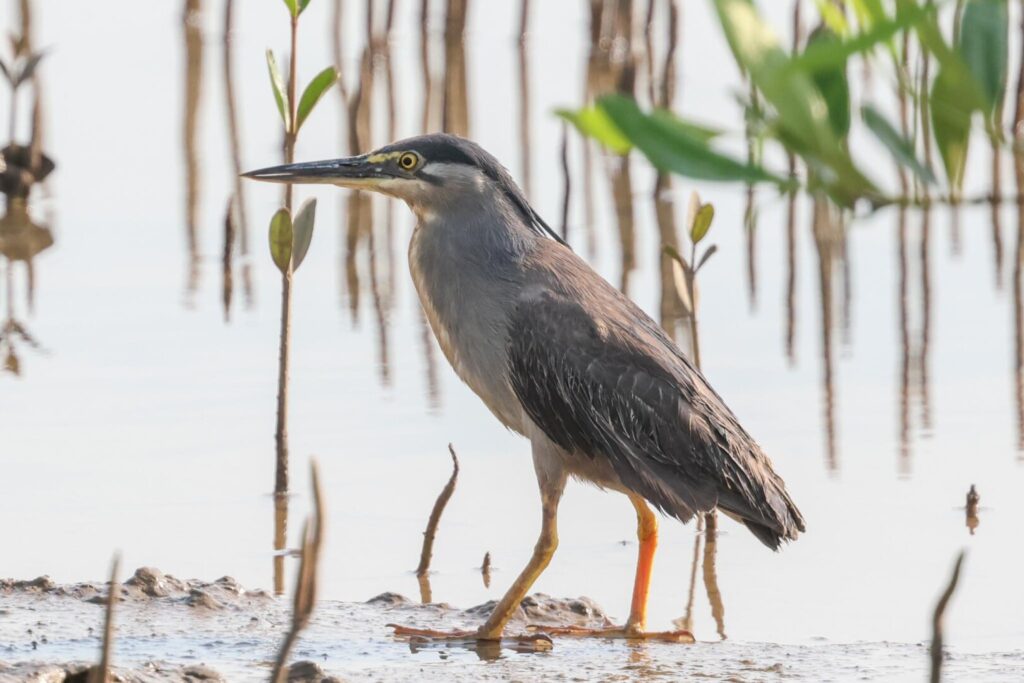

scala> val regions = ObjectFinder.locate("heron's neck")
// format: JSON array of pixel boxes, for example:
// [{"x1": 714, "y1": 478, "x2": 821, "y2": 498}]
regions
[{"x1": 407, "y1": 197, "x2": 535, "y2": 431}]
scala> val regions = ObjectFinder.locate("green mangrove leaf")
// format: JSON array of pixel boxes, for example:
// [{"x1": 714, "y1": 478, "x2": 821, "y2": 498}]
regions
[
  {"x1": 298, "y1": 0, "x2": 312, "y2": 14},
  {"x1": 662, "y1": 244, "x2": 688, "y2": 269},
  {"x1": 907, "y1": 0, "x2": 986, "y2": 111},
  {"x1": 790, "y1": 1, "x2": 931, "y2": 74},
  {"x1": 807, "y1": 26, "x2": 851, "y2": 138},
  {"x1": 266, "y1": 50, "x2": 290, "y2": 131},
  {"x1": 850, "y1": 0, "x2": 887, "y2": 28},
  {"x1": 556, "y1": 106, "x2": 632, "y2": 155},
  {"x1": 296, "y1": 67, "x2": 339, "y2": 132},
  {"x1": 650, "y1": 109, "x2": 722, "y2": 143},
  {"x1": 959, "y1": 0, "x2": 1009, "y2": 117},
  {"x1": 712, "y1": 0, "x2": 875, "y2": 201},
  {"x1": 814, "y1": 0, "x2": 849, "y2": 36},
  {"x1": 861, "y1": 105, "x2": 936, "y2": 185},
  {"x1": 598, "y1": 95, "x2": 789, "y2": 185},
  {"x1": 282, "y1": 0, "x2": 299, "y2": 17},
  {"x1": 269, "y1": 208, "x2": 293, "y2": 274},
  {"x1": 292, "y1": 198, "x2": 317, "y2": 270},
  {"x1": 931, "y1": 66, "x2": 972, "y2": 189},
  {"x1": 691, "y1": 203, "x2": 715, "y2": 245},
  {"x1": 695, "y1": 244, "x2": 718, "y2": 273}
]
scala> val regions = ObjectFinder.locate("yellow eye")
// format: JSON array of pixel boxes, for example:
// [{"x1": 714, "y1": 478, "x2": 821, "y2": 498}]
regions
[{"x1": 398, "y1": 153, "x2": 418, "y2": 171}]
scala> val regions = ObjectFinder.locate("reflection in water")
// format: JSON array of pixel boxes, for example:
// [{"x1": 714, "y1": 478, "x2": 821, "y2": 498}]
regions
[
  {"x1": 743, "y1": 182, "x2": 758, "y2": 310},
  {"x1": 702, "y1": 511, "x2": 726, "y2": 640},
  {"x1": 812, "y1": 196, "x2": 840, "y2": 471},
  {"x1": 784, "y1": 0, "x2": 801, "y2": 364},
  {"x1": 443, "y1": 0, "x2": 471, "y2": 137},
  {"x1": 784, "y1": 189, "x2": 798, "y2": 364},
  {"x1": 222, "y1": 0, "x2": 252, "y2": 317},
  {"x1": 898, "y1": 204, "x2": 911, "y2": 473},
  {"x1": 182, "y1": 0, "x2": 203, "y2": 304},
  {"x1": 0, "y1": 199, "x2": 51, "y2": 375},
  {"x1": 273, "y1": 491, "x2": 288, "y2": 595},
  {"x1": 517, "y1": 0, "x2": 532, "y2": 199},
  {"x1": 1, "y1": 3, "x2": 55, "y2": 376},
  {"x1": 559, "y1": 122, "x2": 571, "y2": 239},
  {"x1": 991, "y1": 144, "x2": 1004, "y2": 288},
  {"x1": 1015, "y1": 150, "x2": 1024, "y2": 454},
  {"x1": 965, "y1": 485, "x2": 980, "y2": 536},
  {"x1": 674, "y1": 515, "x2": 702, "y2": 633}
]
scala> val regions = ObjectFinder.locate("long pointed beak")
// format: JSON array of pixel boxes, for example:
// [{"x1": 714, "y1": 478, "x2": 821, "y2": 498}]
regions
[{"x1": 242, "y1": 155, "x2": 387, "y2": 187}]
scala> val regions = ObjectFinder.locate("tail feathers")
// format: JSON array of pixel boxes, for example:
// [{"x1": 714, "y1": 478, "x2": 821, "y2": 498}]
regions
[{"x1": 718, "y1": 482, "x2": 805, "y2": 551}]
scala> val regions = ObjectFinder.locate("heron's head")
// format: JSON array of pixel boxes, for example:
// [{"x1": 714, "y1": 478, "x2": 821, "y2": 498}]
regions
[{"x1": 245, "y1": 134, "x2": 519, "y2": 215}]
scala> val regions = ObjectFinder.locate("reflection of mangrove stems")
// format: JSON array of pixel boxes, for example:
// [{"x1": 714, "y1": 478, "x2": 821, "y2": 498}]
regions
[
  {"x1": 272, "y1": 462, "x2": 324, "y2": 683},
  {"x1": 419, "y1": 0, "x2": 434, "y2": 133},
  {"x1": 273, "y1": 490, "x2": 288, "y2": 596},
  {"x1": 1014, "y1": 151, "x2": 1024, "y2": 454},
  {"x1": 222, "y1": 200, "x2": 234, "y2": 322},
  {"x1": 415, "y1": 444, "x2": 461, "y2": 578},
  {"x1": 223, "y1": 0, "x2": 252, "y2": 309},
  {"x1": 517, "y1": 0, "x2": 532, "y2": 198},
  {"x1": 929, "y1": 552, "x2": 965, "y2": 683},
  {"x1": 559, "y1": 122, "x2": 570, "y2": 239},
  {"x1": 898, "y1": 205, "x2": 911, "y2": 471},
  {"x1": 183, "y1": 0, "x2": 203, "y2": 300},
  {"x1": 919, "y1": 204, "x2": 933, "y2": 428},
  {"x1": 90, "y1": 554, "x2": 119, "y2": 683},
  {"x1": 223, "y1": 0, "x2": 248, "y2": 256}
]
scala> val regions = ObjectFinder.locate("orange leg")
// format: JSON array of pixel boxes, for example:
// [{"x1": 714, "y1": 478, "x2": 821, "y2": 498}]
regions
[
  {"x1": 626, "y1": 494, "x2": 659, "y2": 632},
  {"x1": 530, "y1": 495, "x2": 692, "y2": 643}
]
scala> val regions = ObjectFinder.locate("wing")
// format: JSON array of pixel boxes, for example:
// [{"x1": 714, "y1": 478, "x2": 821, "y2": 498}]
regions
[{"x1": 506, "y1": 286, "x2": 805, "y2": 549}]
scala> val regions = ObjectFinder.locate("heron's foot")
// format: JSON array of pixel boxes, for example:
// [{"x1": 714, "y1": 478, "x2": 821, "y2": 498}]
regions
[
  {"x1": 386, "y1": 623, "x2": 554, "y2": 651},
  {"x1": 527, "y1": 623, "x2": 695, "y2": 643}
]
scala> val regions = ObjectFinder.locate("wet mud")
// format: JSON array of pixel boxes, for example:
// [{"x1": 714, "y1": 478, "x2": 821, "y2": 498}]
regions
[{"x1": 2, "y1": 569, "x2": 1021, "y2": 682}]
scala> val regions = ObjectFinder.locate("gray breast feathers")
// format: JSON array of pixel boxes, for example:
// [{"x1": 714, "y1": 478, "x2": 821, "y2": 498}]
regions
[{"x1": 505, "y1": 283, "x2": 805, "y2": 550}]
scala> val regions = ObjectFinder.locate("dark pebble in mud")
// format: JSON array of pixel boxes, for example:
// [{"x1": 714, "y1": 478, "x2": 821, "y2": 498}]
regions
[{"x1": 287, "y1": 660, "x2": 347, "y2": 683}]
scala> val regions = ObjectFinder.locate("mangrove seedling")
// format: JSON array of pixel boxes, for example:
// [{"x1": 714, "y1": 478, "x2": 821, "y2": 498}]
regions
[{"x1": 261, "y1": 0, "x2": 338, "y2": 593}]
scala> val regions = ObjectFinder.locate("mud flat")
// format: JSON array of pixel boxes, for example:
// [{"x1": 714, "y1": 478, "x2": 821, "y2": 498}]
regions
[{"x1": 2, "y1": 568, "x2": 1021, "y2": 682}]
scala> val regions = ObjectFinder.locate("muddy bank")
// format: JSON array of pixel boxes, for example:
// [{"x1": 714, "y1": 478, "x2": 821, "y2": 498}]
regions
[{"x1": 3, "y1": 569, "x2": 1022, "y2": 682}]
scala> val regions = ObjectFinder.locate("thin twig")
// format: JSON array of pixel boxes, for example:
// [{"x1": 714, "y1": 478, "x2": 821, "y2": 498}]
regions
[
  {"x1": 89, "y1": 554, "x2": 119, "y2": 683},
  {"x1": 271, "y1": 460, "x2": 325, "y2": 683},
  {"x1": 415, "y1": 444, "x2": 460, "y2": 578},
  {"x1": 930, "y1": 551, "x2": 965, "y2": 683}
]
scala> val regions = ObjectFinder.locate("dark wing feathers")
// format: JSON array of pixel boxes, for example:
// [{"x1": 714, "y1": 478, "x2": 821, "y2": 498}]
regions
[{"x1": 507, "y1": 288, "x2": 805, "y2": 550}]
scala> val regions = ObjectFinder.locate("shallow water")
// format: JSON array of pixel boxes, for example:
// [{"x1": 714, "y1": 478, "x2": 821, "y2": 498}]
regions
[{"x1": 2, "y1": 0, "x2": 1023, "y2": 679}]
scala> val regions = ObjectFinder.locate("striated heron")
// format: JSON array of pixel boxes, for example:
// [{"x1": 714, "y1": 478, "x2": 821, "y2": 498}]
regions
[{"x1": 245, "y1": 134, "x2": 805, "y2": 642}]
